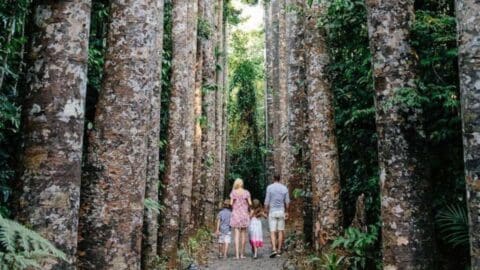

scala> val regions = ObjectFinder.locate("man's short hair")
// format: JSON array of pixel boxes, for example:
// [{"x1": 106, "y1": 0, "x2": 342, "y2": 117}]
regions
[{"x1": 274, "y1": 174, "x2": 280, "y2": 182}]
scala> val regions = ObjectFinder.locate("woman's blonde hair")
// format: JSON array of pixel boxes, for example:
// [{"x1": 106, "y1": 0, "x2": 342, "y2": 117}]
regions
[{"x1": 233, "y1": 178, "x2": 244, "y2": 190}]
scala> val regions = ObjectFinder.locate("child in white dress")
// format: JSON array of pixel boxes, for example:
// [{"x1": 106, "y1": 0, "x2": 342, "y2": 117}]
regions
[{"x1": 249, "y1": 199, "x2": 267, "y2": 259}]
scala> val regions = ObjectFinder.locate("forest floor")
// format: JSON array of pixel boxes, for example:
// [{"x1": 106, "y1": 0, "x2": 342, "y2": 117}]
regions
[{"x1": 203, "y1": 219, "x2": 287, "y2": 270}]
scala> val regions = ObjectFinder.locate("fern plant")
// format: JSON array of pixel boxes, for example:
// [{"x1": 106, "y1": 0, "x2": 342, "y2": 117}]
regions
[
  {"x1": 0, "y1": 215, "x2": 66, "y2": 270},
  {"x1": 436, "y1": 204, "x2": 469, "y2": 248}
]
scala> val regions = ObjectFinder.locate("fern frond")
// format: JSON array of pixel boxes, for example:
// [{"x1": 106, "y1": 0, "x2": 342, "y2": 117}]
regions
[
  {"x1": 0, "y1": 215, "x2": 67, "y2": 269},
  {"x1": 436, "y1": 204, "x2": 469, "y2": 248}
]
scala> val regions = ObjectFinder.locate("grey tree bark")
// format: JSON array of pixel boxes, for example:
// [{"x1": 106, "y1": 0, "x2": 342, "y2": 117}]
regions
[
  {"x1": 304, "y1": 0, "x2": 342, "y2": 247},
  {"x1": 456, "y1": 0, "x2": 480, "y2": 267},
  {"x1": 159, "y1": 0, "x2": 198, "y2": 264},
  {"x1": 285, "y1": 0, "x2": 308, "y2": 235},
  {"x1": 265, "y1": 0, "x2": 275, "y2": 184},
  {"x1": 215, "y1": 0, "x2": 225, "y2": 210},
  {"x1": 16, "y1": 2, "x2": 91, "y2": 269},
  {"x1": 178, "y1": 0, "x2": 199, "y2": 240},
  {"x1": 200, "y1": 0, "x2": 218, "y2": 227},
  {"x1": 221, "y1": 17, "x2": 229, "y2": 199},
  {"x1": 77, "y1": 0, "x2": 157, "y2": 269},
  {"x1": 366, "y1": 0, "x2": 435, "y2": 268},
  {"x1": 277, "y1": 0, "x2": 290, "y2": 184},
  {"x1": 141, "y1": 0, "x2": 164, "y2": 269},
  {"x1": 191, "y1": 0, "x2": 205, "y2": 228}
]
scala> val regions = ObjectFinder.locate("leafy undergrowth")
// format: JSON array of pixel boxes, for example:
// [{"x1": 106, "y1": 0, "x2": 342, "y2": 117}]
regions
[
  {"x1": 285, "y1": 226, "x2": 380, "y2": 270},
  {"x1": 154, "y1": 228, "x2": 213, "y2": 270}
]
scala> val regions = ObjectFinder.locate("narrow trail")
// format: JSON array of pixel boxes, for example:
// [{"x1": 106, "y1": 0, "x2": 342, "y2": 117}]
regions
[{"x1": 204, "y1": 219, "x2": 286, "y2": 270}]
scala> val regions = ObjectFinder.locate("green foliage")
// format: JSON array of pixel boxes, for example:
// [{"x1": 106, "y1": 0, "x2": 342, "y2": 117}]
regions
[
  {"x1": 144, "y1": 198, "x2": 165, "y2": 214},
  {"x1": 177, "y1": 228, "x2": 212, "y2": 269},
  {"x1": 321, "y1": 0, "x2": 380, "y2": 227},
  {"x1": 332, "y1": 226, "x2": 380, "y2": 270},
  {"x1": 436, "y1": 204, "x2": 469, "y2": 248},
  {"x1": 227, "y1": 29, "x2": 266, "y2": 199},
  {"x1": 197, "y1": 17, "x2": 212, "y2": 40},
  {"x1": 0, "y1": 0, "x2": 30, "y2": 216},
  {"x1": 316, "y1": 253, "x2": 346, "y2": 270},
  {"x1": 0, "y1": 215, "x2": 66, "y2": 270}
]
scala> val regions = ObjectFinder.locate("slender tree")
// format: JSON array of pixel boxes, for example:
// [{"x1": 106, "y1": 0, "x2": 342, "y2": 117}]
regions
[
  {"x1": 277, "y1": 0, "x2": 289, "y2": 184},
  {"x1": 264, "y1": 0, "x2": 275, "y2": 183},
  {"x1": 16, "y1": 2, "x2": 91, "y2": 269},
  {"x1": 77, "y1": 0, "x2": 157, "y2": 268},
  {"x1": 215, "y1": 0, "x2": 225, "y2": 208},
  {"x1": 179, "y1": 0, "x2": 199, "y2": 239},
  {"x1": 221, "y1": 10, "x2": 229, "y2": 198},
  {"x1": 285, "y1": 0, "x2": 308, "y2": 234},
  {"x1": 456, "y1": 0, "x2": 480, "y2": 267},
  {"x1": 141, "y1": 0, "x2": 164, "y2": 269},
  {"x1": 191, "y1": 0, "x2": 205, "y2": 228},
  {"x1": 160, "y1": 0, "x2": 198, "y2": 262},
  {"x1": 365, "y1": 0, "x2": 435, "y2": 267},
  {"x1": 304, "y1": 0, "x2": 342, "y2": 247},
  {"x1": 200, "y1": 0, "x2": 218, "y2": 226}
]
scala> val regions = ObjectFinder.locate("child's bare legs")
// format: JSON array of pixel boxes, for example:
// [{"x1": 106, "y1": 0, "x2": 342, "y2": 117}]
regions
[
  {"x1": 223, "y1": 242, "x2": 229, "y2": 258},
  {"x1": 218, "y1": 243, "x2": 222, "y2": 257},
  {"x1": 240, "y1": 228, "x2": 247, "y2": 258},
  {"x1": 253, "y1": 246, "x2": 258, "y2": 258},
  {"x1": 234, "y1": 228, "x2": 240, "y2": 259}
]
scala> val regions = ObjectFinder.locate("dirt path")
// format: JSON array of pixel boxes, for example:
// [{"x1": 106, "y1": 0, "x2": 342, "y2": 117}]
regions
[{"x1": 204, "y1": 219, "x2": 286, "y2": 270}]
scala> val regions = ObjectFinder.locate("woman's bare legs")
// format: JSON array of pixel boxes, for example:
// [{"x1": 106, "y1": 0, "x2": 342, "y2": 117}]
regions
[
  {"x1": 234, "y1": 228, "x2": 240, "y2": 259},
  {"x1": 240, "y1": 228, "x2": 247, "y2": 258}
]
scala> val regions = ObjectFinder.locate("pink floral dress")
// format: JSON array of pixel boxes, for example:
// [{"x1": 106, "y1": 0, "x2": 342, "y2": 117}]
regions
[{"x1": 230, "y1": 189, "x2": 251, "y2": 228}]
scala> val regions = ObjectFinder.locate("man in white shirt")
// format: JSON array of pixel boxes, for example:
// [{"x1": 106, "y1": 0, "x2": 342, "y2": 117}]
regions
[{"x1": 264, "y1": 174, "x2": 290, "y2": 258}]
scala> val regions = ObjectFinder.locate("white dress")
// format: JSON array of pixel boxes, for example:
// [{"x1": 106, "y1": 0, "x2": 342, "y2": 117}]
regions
[{"x1": 249, "y1": 217, "x2": 264, "y2": 247}]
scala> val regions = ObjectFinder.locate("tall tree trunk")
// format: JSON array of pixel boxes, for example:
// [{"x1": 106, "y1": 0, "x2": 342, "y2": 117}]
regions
[
  {"x1": 456, "y1": 0, "x2": 480, "y2": 267},
  {"x1": 179, "y1": 0, "x2": 198, "y2": 239},
  {"x1": 16, "y1": 2, "x2": 91, "y2": 269},
  {"x1": 365, "y1": 0, "x2": 435, "y2": 268},
  {"x1": 285, "y1": 0, "x2": 308, "y2": 235},
  {"x1": 77, "y1": 0, "x2": 157, "y2": 268},
  {"x1": 160, "y1": 0, "x2": 198, "y2": 263},
  {"x1": 215, "y1": 0, "x2": 225, "y2": 210},
  {"x1": 270, "y1": 0, "x2": 281, "y2": 180},
  {"x1": 304, "y1": 0, "x2": 342, "y2": 248},
  {"x1": 264, "y1": 0, "x2": 275, "y2": 184},
  {"x1": 277, "y1": 0, "x2": 289, "y2": 184},
  {"x1": 221, "y1": 15, "x2": 229, "y2": 198},
  {"x1": 141, "y1": 0, "x2": 164, "y2": 269},
  {"x1": 191, "y1": 0, "x2": 205, "y2": 229},
  {"x1": 200, "y1": 0, "x2": 217, "y2": 227}
]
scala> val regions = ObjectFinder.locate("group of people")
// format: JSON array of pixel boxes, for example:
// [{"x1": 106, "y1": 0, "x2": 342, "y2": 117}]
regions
[{"x1": 215, "y1": 175, "x2": 290, "y2": 259}]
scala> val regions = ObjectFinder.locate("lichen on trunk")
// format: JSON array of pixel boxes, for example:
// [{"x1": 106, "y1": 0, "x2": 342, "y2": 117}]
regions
[
  {"x1": 304, "y1": 0, "x2": 343, "y2": 247},
  {"x1": 366, "y1": 0, "x2": 435, "y2": 268},
  {"x1": 16, "y1": 1, "x2": 91, "y2": 269},
  {"x1": 77, "y1": 0, "x2": 157, "y2": 268}
]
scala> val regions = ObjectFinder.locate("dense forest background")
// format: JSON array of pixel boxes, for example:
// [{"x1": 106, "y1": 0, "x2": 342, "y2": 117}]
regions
[{"x1": 0, "y1": 0, "x2": 476, "y2": 269}]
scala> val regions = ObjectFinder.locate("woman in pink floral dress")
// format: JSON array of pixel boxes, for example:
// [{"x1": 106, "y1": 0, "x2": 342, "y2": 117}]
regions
[{"x1": 230, "y1": 178, "x2": 252, "y2": 259}]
